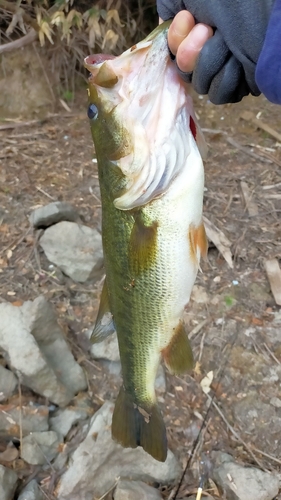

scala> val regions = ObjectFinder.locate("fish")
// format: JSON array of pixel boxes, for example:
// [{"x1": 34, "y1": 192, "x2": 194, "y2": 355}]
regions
[{"x1": 84, "y1": 20, "x2": 208, "y2": 463}]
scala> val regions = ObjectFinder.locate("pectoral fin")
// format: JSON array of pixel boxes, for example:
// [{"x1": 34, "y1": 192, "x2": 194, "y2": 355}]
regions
[
  {"x1": 189, "y1": 222, "x2": 208, "y2": 264},
  {"x1": 162, "y1": 321, "x2": 194, "y2": 375},
  {"x1": 90, "y1": 279, "x2": 115, "y2": 343},
  {"x1": 129, "y1": 213, "x2": 158, "y2": 273}
]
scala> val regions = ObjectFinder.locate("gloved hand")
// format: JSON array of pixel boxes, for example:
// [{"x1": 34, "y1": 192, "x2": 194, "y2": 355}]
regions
[{"x1": 157, "y1": 0, "x2": 274, "y2": 104}]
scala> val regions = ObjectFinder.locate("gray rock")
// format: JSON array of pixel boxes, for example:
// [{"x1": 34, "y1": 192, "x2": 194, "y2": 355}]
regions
[
  {"x1": 212, "y1": 452, "x2": 279, "y2": 500},
  {"x1": 114, "y1": 480, "x2": 163, "y2": 500},
  {"x1": 0, "y1": 404, "x2": 49, "y2": 438},
  {"x1": 40, "y1": 221, "x2": 103, "y2": 282},
  {"x1": 29, "y1": 202, "x2": 79, "y2": 229},
  {"x1": 21, "y1": 431, "x2": 63, "y2": 465},
  {"x1": 0, "y1": 296, "x2": 87, "y2": 407},
  {"x1": 0, "y1": 364, "x2": 18, "y2": 401},
  {"x1": 90, "y1": 331, "x2": 119, "y2": 362},
  {"x1": 270, "y1": 397, "x2": 281, "y2": 408},
  {"x1": 100, "y1": 359, "x2": 122, "y2": 376},
  {"x1": 56, "y1": 401, "x2": 180, "y2": 500},
  {"x1": 233, "y1": 392, "x2": 281, "y2": 455},
  {"x1": 90, "y1": 332, "x2": 166, "y2": 393},
  {"x1": 155, "y1": 365, "x2": 166, "y2": 394},
  {"x1": 0, "y1": 464, "x2": 18, "y2": 500},
  {"x1": 50, "y1": 394, "x2": 94, "y2": 437},
  {"x1": 18, "y1": 479, "x2": 45, "y2": 500}
]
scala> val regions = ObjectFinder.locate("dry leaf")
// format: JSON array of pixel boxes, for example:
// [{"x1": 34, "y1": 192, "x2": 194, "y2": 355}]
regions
[
  {"x1": 265, "y1": 259, "x2": 281, "y2": 306},
  {"x1": 240, "y1": 181, "x2": 259, "y2": 216},
  {"x1": 203, "y1": 216, "x2": 233, "y2": 268},
  {"x1": 0, "y1": 444, "x2": 19, "y2": 462},
  {"x1": 200, "y1": 371, "x2": 213, "y2": 394}
]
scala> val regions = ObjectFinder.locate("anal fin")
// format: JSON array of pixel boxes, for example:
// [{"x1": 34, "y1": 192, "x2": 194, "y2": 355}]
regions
[
  {"x1": 162, "y1": 321, "x2": 194, "y2": 375},
  {"x1": 112, "y1": 387, "x2": 167, "y2": 462},
  {"x1": 90, "y1": 279, "x2": 115, "y2": 343}
]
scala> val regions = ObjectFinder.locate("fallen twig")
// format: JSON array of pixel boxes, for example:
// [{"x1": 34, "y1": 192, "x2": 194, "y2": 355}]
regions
[
  {"x1": 36, "y1": 186, "x2": 56, "y2": 200},
  {"x1": 240, "y1": 111, "x2": 281, "y2": 143},
  {"x1": 189, "y1": 319, "x2": 208, "y2": 340},
  {"x1": 96, "y1": 477, "x2": 120, "y2": 500},
  {"x1": 203, "y1": 216, "x2": 233, "y2": 269},
  {"x1": 264, "y1": 258, "x2": 281, "y2": 306},
  {"x1": 0, "y1": 113, "x2": 84, "y2": 130},
  {"x1": 226, "y1": 137, "x2": 271, "y2": 163},
  {"x1": 262, "y1": 343, "x2": 281, "y2": 365},
  {"x1": 206, "y1": 394, "x2": 266, "y2": 471},
  {"x1": 250, "y1": 447, "x2": 281, "y2": 466},
  {"x1": 240, "y1": 181, "x2": 259, "y2": 217},
  {"x1": 0, "y1": 28, "x2": 37, "y2": 54}
]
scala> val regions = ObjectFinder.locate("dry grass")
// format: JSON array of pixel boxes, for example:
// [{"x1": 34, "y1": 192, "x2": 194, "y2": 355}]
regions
[{"x1": 0, "y1": 0, "x2": 157, "y2": 97}]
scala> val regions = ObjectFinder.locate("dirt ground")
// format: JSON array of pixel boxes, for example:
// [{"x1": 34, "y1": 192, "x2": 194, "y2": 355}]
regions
[{"x1": 0, "y1": 88, "x2": 281, "y2": 498}]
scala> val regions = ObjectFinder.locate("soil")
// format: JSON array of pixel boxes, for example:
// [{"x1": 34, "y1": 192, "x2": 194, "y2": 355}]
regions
[{"x1": 0, "y1": 88, "x2": 281, "y2": 499}]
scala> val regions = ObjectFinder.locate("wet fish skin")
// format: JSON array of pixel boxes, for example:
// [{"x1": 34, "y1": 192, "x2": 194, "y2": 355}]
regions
[{"x1": 85, "y1": 21, "x2": 207, "y2": 462}]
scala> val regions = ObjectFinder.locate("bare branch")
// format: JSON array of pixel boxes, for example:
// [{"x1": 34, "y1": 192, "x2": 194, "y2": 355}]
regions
[
  {"x1": 0, "y1": 0, "x2": 39, "y2": 32},
  {"x1": 0, "y1": 28, "x2": 37, "y2": 54}
]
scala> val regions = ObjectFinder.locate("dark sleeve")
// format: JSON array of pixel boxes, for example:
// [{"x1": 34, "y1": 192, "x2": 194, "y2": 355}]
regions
[
  {"x1": 157, "y1": 0, "x2": 274, "y2": 104},
  {"x1": 256, "y1": 0, "x2": 281, "y2": 104}
]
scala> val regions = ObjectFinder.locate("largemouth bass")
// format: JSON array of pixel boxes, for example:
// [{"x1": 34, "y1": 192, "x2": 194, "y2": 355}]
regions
[{"x1": 85, "y1": 21, "x2": 208, "y2": 462}]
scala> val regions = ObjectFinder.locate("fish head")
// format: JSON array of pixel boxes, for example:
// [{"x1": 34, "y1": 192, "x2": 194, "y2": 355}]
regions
[{"x1": 85, "y1": 21, "x2": 206, "y2": 210}]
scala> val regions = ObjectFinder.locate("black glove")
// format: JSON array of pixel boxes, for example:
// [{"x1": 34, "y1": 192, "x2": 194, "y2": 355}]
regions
[{"x1": 157, "y1": 0, "x2": 274, "y2": 104}]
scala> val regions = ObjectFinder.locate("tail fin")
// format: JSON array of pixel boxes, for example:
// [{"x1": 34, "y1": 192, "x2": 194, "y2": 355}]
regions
[{"x1": 111, "y1": 386, "x2": 167, "y2": 462}]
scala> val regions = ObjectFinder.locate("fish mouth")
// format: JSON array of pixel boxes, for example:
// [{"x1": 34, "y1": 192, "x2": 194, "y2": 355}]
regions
[{"x1": 84, "y1": 53, "x2": 115, "y2": 67}]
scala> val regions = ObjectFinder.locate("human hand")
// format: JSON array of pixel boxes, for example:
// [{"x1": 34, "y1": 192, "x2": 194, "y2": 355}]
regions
[
  {"x1": 157, "y1": 0, "x2": 274, "y2": 104},
  {"x1": 166, "y1": 11, "x2": 213, "y2": 73}
]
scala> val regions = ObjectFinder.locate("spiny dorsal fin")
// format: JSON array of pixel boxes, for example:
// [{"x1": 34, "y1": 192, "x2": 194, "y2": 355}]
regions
[{"x1": 90, "y1": 279, "x2": 115, "y2": 343}]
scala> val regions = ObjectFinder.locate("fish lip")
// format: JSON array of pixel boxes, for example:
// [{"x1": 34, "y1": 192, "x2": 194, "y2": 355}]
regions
[{"x1": 84, "y1": 53, "x2": 116, "y2": 70}]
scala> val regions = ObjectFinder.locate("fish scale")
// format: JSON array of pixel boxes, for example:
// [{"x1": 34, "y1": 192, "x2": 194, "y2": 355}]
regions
[{"x1": 85, "y1": 21, "x2": 207, "y2": 462}]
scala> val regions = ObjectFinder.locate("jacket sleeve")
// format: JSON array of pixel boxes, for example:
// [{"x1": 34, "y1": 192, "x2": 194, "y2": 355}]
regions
[
  {"x1": 256, "y1": 0, "x2": 281, "y2": 104},
  {"x1": 157, "y1": 0, "x2": 274, "y2": 104}
]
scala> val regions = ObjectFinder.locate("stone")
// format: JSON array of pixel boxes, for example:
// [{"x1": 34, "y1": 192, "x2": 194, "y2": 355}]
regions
[
  {"x1": 56, "y1": 401, "x2": 180, "y2": 500},
  {"x1": 21, "y1": 431, "x2": 63, "y2": 465},
  {"x1": 191, "y1": 285, "x2": 209, "y2": 304},
  {"x1": 270, "y1": 397, "x2": 281, "y2": 408},
  {"x1": 18, "y1": 479, "x2": 45, "y2": 500},
  {"x1": 212, "y1": 452, "x2": 279, "y2": 500},
  {"x1": 232, "y1": 392, "x2": 281, "y2": 456},
  {"x1": 155, "y1": 365, "x2": 166, "y2": 394},
  {"x1": 29, "y1": 202, "x2": 79, "y2": 229},
  {"x1": 40, "y1": 221, "x2": 103, "y2": 282},
  {"x1": 90, "y1": 331, "x2": 119, "y2": 362},
  {"x1": 50, "y1": 394, "x2": 94, "y2": 437},
  {"x1": 99, "y1": 360, "x2": 122, "y2": 376},
  {"x1": 90, "y1": 332, "x2": 166, "y2": 392},
  {"x1": 0, "y1": 464, "x2": 18, "y2": 500},
  {"x1": 114, "y1": 480, "x2": 163, "y2": 500},
  {"x1": 0, "y1": 296, "x2": 87, "y2": 407},
  {"x1": 0, "y1": 404, "x2": 49, "y2": 438},
  {"x1": 0, "y1": 364, "x2": 18, "y2": 401},
  {"x1": 233, "y1": 394, "x2": 275, "y2": 433}
]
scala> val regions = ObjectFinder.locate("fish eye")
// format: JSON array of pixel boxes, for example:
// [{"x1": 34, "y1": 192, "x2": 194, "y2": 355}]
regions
[{"x1": 87, "y1": 104, "x2": 99, "y2": 120}]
